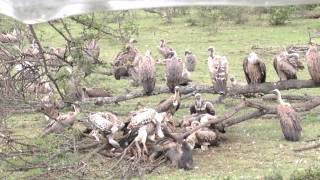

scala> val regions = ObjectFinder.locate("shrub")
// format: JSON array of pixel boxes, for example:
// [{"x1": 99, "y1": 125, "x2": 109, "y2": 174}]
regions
[
  {"x1": 290, "y1": 166, "x2": 320, "y2": 180},
  {"x1": 268, "y1": 6, "x2": 295, "y2": 25}
]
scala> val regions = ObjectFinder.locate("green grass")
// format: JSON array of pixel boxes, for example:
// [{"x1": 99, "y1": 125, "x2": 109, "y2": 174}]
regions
[{"x1": 2, "y1": 9, "x2": 320, "y2": 179}]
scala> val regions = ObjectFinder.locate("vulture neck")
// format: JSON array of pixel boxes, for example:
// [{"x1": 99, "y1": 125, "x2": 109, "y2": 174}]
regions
[
  {"x1": 210, "y1": 51, "x2": 215, "y2": 59},
  {"x1": 275, "y1": 91, "x2": 285, "y2": 105},
  {"x1": 173, "y1": 90, "x2": 179, "y2": 106}
]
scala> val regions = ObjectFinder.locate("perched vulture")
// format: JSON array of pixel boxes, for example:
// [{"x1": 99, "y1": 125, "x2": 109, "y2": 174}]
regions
[
  {"x1": 306, "y1": 40, "x2": 320, "y2": 83},
  {"x1": 158, "y1": 39, "x2": 174, "y2": 59},
  {"x1": 83, "y1": 112, "x2": 124, "y2": 148},
  {"x1": 272, "y1": 89, "x2": 302, "y2": 141},
  {"x1": 243, "y1": 52, "x2": 266, "y2": 84},
  {"x1": 113, "y1": 39, "x2": 139, "y2": 80},
  {"x1": 0, "y1": 29, "x2": 20, "y2": 43},
  {"x1": 180, "y1": 63, "x2": 192, "y2": 86},
  {"x1": 84, "y1": 39, "x2": 101, "y2": 64},
  {"x1": 207, "y1": 47, "x2": 229, "y2": 95},
  {"x1": 186, "y1": 121, "x2": 219, "y2": 150},
  {"x1": 166, "y1": 52, "x2": 183, "y2": 92},
  {"x1": 189, "y1": 93, "x2": 215, "y2": 115},
  {"x1": 42, "y1": 104, "x2": 80, "y2": 137},
  {"x1": 273, "y1": 50, "x2": 304, "y2": 81},
  {"x1": 138, "y1": 51, "x2": 156, "y2": 95},
  {"x1": 185, "y1": 50, "x2": 197, "y2": 72},
  {"x1": 77, "y1": 87, "x2": 112, "y2": 99},
  {"x1": 156, "y1": 86, "x2": 181, "y2": 117}
]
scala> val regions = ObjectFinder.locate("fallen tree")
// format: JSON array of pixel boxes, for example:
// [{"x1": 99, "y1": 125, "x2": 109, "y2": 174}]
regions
[{"x1": 81, "y1": 79, "x2": 320, "y2": 105}]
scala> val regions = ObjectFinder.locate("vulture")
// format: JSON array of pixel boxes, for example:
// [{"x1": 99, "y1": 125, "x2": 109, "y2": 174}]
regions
[
  {"x1": 165, "y1": 51, "x2": 183, "y2": 92},
  {"x1": 121, "y1": 108, "x2": 168, "y2": 157},
  {"x1": 113, "y1": 39, "x2": 139, "y2": 80},
  {"x1": 243, "y1": 52, "x2": 266, "y2": 84},
  {"x1": 158, "y1": 39, "x2": 174, "y2": 59},
  {"x1": 185, "y1": 50, "x2": 197, "y2": 72},
  {"x1": 84, "y1": 39, "x2": 101, "y2": 64},
  {"x1": 0, "y1": 29, "x2": 20, "y2": 43},
  {"x1": 186, "y1": 121, "x2": 219, "y2": 150},
  {"x1": 138, "y1": 51, "x2": 156, "y2": 95},
  {"x1": 207, "y1": 47, "x2": 229, "y2": 95},
  {"x1": 77, "y1": 87, "x2": 112, "y2": 99},
  {"x1": 42, "y1": 104, "x2": 80, "y2": 137},
  {"x1": 156, "y1": 86, "x2": 181, "y2": 117},
  {"x1": 180, "y1": 63, "x2": 192, "y2": 86},
  {"x1": 273, "y1": 50, "x2": 304, "y2": 81},
  {"x1": 150, "y1": 137, "x2": 194, "y2": 170},
  {"x1": 83, "y1": 112, "x2": 124, "y2": 148},
  {"x1": 189, "y1": 93, "x2": 215, "y2": 115},
  {"x1": 272, "y1": 89, "x2": 302, "y2": 141},
  {"x1": 306, "y1": 40, "x2": 320, "y2": 83}
]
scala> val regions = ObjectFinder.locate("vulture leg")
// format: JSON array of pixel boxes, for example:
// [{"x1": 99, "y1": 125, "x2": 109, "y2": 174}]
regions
[{"x1": 135, "y1": 141, "x2": 142, "y2": 159}]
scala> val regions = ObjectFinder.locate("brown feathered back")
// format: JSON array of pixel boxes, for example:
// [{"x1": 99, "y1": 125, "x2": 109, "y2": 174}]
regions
[
  {"x1": 113, "y1": 43, "x2": 139, "y2": 79},
  {"x1": 277, "y1": 104, "x2": 302, "y2": 141},
  {"x1": 243, "y1": 53, "x2": 266, "y2": 84},
  {"x1": 84, "y1": 88, "x2": 112, "y2": 97},
  {"x1": 166, "y1": 56, "x2": 183, "y2": 92},
  {"x1": 138, "y1": 51, "x2": 156, "y2": 95},
  {"x1": 185, "y1": 51, "x2": 197, "y2": 72},
  {"x1": 306, "y1": 44, "x2": 320, "y2": 82},
  {"x1": 156, "y1": 88, "x2": 181, "y2": 116},
  {"x1": 158, "y1": 40, "x2": 174, "y2": 59},
  {"x1": 273, "y1": 51, "x2": 303, "y2": 81}
]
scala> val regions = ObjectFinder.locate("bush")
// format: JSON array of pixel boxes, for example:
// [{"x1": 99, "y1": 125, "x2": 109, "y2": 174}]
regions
[{"x1": 268, "y1": 6, "x2": 295, "y2": 25}]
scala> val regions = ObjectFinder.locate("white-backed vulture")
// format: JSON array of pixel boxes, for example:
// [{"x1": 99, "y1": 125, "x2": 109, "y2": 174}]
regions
[
  {"x1": 306, "y1": 40, "x2": 320, "y2": 83},
  {"x1": 138, "y1": 51, "x2": 156, "y2": 95},
  {"x1": 158, "y1": 39, "x2": 174, "y2": 59},
  {"x1": 273, "y1": 50, "x2": 304, "y2": 81},
  {"x1": 189, "y1": 93, "x2": 215, "y2": 116},
  {"x1": 166, "y1": 52, "x2": 183, "y2": 92},
  {"x1": 156, "y1": 86, "x2": 181, "y2": 117},
  {"x1": 272, "y1": 89, "x2": 302, "y2": 141},
  {"x1": 42, "y1": 104, "x2": 80, "y2": 137},
  {"x1": 84, "y1": 39, "x2": 101, "y2": 64},
  {"x1": 83, "y1": 112, "x2": 124, "y2": 148},
  {"x1": 243, "y1": 52, "x2": 266, "y2": 84},
  {"x1": 0, "y1": 29, "x2": 20, "y2": 43},
  {"x1": 121, "y1": 108, "x2": 168, "y2": 157},
  {"x1": 207, "y1": 47, "x2": 229, "y2": 95},
  {"x1": 185, "y1": 50, "x2": 197, "y2": 72},
  {"x1": 77, "y1": 87, "x2": 112, "y2": 100},
  {"x1": 113, "y1": 39, "x2": 139, "y2": 80},
  {"x1": 186, "y1": 121, "x2": 219, "y2": 150},
  {"x1": 180, "y1": 63, "x2": 192, "y2": 86}
]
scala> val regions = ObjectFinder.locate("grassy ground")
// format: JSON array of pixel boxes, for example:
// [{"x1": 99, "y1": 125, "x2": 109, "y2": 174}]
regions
[{"x1": 2, "y1": 9, "x2": 320, "y2": 179}]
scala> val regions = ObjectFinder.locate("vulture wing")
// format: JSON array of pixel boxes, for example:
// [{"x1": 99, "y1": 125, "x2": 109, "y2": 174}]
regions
[
  {"x1": 277, "y1": 105, "x2": 302, "y2": 141},
  {"x1": 156, "y1": 98, "x2": 173, "y2": 113},
  {"x1": 166, "y1": 57, "x2": 183, "y2": 92},
  {"x1": 205, "y1": 102, "x2": 215, "y2": 116},
  {"x1": 258, "y1": 60, "x2": 267, "y2": 83},
  {"x1": 189, "y1": 105, "x2": 197, "y2": 115},
  {"x1": 273, "y1": 57, "x2": 279, "y2": 75},
  {"x1": 243, "y1": 57, "x2": 251, "y2": 84}
]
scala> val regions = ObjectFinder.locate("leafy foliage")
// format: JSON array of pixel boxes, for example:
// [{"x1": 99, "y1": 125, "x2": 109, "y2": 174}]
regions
[{"x1": 268, "y1": 6, "x2": 295, "y2": 25}]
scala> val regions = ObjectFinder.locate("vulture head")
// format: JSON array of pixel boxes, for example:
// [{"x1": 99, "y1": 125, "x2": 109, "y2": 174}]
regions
[
  {"x1": 195, "y1": 93, "x2": 203, "y2": 109},
  {"x1": 271, "y1": 89, "x2": 287, "y2": 105},
  {"x1": 168, "y1": 50, "x2": 177, "y2": 58},
  {"x1": 207, "y1": 47, "x2": 215, "y2": 58},
  {"x1": 160, "y1": 39, "x2": 165, "y2": 46},
  {"x1": 129, "y1": 38, "x2": 138, "y2": 44},
  {"x1": 248, "y1": 52, "x2": 259, "y2": 64},
  {"x1": 145, "y1": 50, "x2": 152, "y2": 57},
  {"x1": 173, "y1": 86, "x2": 180, "y2": 106},
  {"x1": 185, "y1": 49, "x2": 192, "y2": 56},
  {"x1": 308, "y1": 40, "x2": 318, "y2": 51}
]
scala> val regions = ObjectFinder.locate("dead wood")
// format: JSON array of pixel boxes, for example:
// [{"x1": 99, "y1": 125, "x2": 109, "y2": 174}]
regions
[{"x1": 80, "y1": 80, "x2": 320, "y2": 106}]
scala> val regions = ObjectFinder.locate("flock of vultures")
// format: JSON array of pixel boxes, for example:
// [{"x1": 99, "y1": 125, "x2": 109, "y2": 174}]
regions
[{"x1": 2, "y1": 27, "x2": 320, "y2": 170}]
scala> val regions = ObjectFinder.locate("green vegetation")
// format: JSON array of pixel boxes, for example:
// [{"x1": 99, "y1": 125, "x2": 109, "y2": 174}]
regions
[{"x1": 1, "y1": 6, "x2": 320, "y2": 179}]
